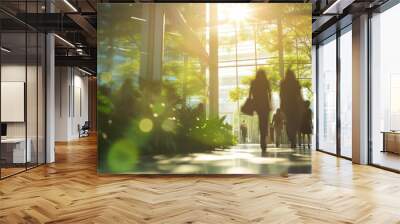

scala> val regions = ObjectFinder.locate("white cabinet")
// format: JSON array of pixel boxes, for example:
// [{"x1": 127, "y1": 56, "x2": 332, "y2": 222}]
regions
[{"x1": 1, "y1": 138, "x2": 32, "y2": 163}]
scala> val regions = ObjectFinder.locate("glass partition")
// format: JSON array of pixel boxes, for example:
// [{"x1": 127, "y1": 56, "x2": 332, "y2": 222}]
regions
[
  {"x1": 339, "y1": 27, "x2": 352, "y2": 158},
  {"x1": 317, "y1": 35, "x2": 337, "y2": 154},
  {"x1": 371, "y1": 4, "x2": 400, "y2": 171},
  {"x1": 0, "y1": 2, "x2": 46, "y2": 179},
  {"x1": 1, "y1": 30, "x2": 28, "y2": 177}
]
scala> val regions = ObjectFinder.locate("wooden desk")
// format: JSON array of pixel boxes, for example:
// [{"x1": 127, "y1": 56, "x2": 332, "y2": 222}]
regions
[
  {"x1": 382, "y1": 131, "x2": 400, "y2": 154},
  {"x1": 1, "y1": 138, "x2": 31, "y2": 163}
]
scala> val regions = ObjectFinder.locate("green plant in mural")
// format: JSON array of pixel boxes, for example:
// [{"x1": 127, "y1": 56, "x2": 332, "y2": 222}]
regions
[
  {"x1": 163, "y1": 59, "x2": 206, "y2": 102},
  {"x1": 98, "y1": 75, "x2": 235, "y2": 172},
  {"x1": 229, "y1": 87, "x2": 248, "y2": 102},
  {"x1": 107, "y1": 139, "x2": 139, "y2": 172},
  {"x1": 255, "y1": 4, "x2": 312, "y2": 99},
  {"x1": 163, "y1": 31, "x2": 207, "y2": 104}
]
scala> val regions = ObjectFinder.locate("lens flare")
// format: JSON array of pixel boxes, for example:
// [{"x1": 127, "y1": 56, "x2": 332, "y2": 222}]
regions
[
  {"x1": 107, "y1": 139, "x2": 138, "y2": 172},
  {"x1": 139, "y1": 118, "x2": 153, "y2": 132}
]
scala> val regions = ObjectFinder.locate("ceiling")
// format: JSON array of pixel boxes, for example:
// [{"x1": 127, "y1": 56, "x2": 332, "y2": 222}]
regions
[
  {"x1": 1, "y1": 0, "x2": 97, "y2": 74},
  {"x1": 311, "y1": 0, "x2": 390, "y2": 43},
  {"x1": 0, "y1": 0, "x2": 395, "y2": 74}
]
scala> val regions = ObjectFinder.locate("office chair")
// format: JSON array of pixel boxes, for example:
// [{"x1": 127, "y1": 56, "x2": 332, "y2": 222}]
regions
[{"x1": 79, "y1": 121, "x2": 90, "y2": 138}]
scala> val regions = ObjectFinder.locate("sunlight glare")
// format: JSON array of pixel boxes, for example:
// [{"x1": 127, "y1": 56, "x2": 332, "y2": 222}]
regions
[{"x1": 226, "y1": 4, "x2": 250, "y2": 22}]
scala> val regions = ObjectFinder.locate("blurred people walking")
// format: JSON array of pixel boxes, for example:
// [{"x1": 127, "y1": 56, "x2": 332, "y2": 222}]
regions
[
  {"x1": 272, "y1": 108, "x2": 285, "y2": 148},
  {"x1": 248, "y1": 69, "x2": 272, "y2": 151},
  {"x1": 280, "y1": 70, "x2": 304, "y2": 149},
  {"x1": 240, "y1": 120, "x2": 248, "y2": 143},
  {"x1": 300, "y1": 100, "x2": 313, "y2": 149}
]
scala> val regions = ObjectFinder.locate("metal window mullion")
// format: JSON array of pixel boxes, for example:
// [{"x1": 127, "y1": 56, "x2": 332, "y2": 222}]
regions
[
  {"x1": 36, "y1": 0, "x2": 39, "y2": 167},
  {"x1": 336, "y1": 29, "x2": 341, "y2": 157},
  {"x1": 367, "y1": 11, "x2": 373, "y2": 165},
  {"x1": 254, "y1": 23, "x2": 258, "y2": 71},
  {"x1": 316, "y1": 45, "x2": 320, "y2": 150},
  {"x1": 0, "y1": 23, "x2": 2, "y2": 179},
  {"x1": 44, "y1": 32, "x2": 47, "y2": 165},
  {"x1": 25, "y1": 0, "x2": 28, "y2": 171},
  {"x1": 234, "y1": 22, "x2": 239, "y2": 134},
  {"x1": 73, "y1": 68, "x2": 75, "y2": 118}
]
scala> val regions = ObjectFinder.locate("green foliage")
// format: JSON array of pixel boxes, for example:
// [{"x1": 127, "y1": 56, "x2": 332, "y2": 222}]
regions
[
  {"x1": 229, "y1": 87, "x2": 248, "y2": 102},
  {"x1": 255, "y1": 4, "x2": 312, "y2": 93},
  {"x1": 188, "y1": 115, "x2": 237, "y2": 149},
  {"x1": 240, "y1": 75, "x2": 254, "y2": 86},
  {"x1": 163, "y1": 31, "x2": 207, "y2": 102},
  {"x1": 98, "y1": 77, "x2": 235, "y2": 171},
  {"x1": 107, "y1": 139, "x2": 139, "y2": 173},
  {"x1": 163, "y1": 59, "x2": 206, "y2": 101}
]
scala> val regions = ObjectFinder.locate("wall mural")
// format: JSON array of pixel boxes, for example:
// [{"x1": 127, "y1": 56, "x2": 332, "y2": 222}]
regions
[{"x1": 98, "y1": 3, "x2": 312, "y2": 174}]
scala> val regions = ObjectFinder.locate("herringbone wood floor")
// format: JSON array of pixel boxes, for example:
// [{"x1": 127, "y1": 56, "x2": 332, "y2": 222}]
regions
[{"x1": 1, "y1": 135, "x2": 400, "y2": 224}]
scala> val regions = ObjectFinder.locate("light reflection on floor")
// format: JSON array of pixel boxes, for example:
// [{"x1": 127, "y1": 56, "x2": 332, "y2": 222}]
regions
[
  {"x1": 132, "y1": 144, "x2": 311, "y2": 175},
  {"x1": 372, "y1": 151, "x2": 400, "y2": 171}
]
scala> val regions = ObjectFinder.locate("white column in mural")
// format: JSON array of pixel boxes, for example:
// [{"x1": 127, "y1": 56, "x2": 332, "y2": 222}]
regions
[{"x1": 152, "y1": 5, "x2": 165, "y2": 81}]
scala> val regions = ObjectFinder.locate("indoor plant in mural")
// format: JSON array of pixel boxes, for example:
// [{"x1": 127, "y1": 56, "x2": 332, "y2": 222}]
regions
[{"x1": 98, "y1": 78, "x2": 235, "y2": 173}]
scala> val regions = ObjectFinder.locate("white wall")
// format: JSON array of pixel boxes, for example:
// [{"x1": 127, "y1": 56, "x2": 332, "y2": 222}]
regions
[
  {"x1": 55, "y1": 67, "x2": 69, "y2": 141},
  {"x1": 1, "y1": 63, "x2": 46, "y2": 164},
  {"x1": 55, "y1": 67, "x2": 89, "y2": 141},
  {"x1": 73, "y1": 73, "x2": 89, "y2": 137},
  {"x1": 1, "y1": 65, "x2": 32, "y2": 137}
]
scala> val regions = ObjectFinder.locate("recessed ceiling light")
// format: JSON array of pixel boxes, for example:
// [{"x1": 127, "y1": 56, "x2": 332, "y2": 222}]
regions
[
  {"x1": 63, "y1": 0, "x2": 78, "y2": 12},
  {"x1": 322, "y1": 0, "x2": 353, "y2": 15},
  {"x1": 78, "y1": 67, "x2": 93, "y2": 76},
  {"x1": 54, "y1": 34, "x2": 75, "y2": 48},
  {"x1": 1, "y1": 47, "x2": 11, "y2": 53},
  {"x1": 130, "y1": 16, "x2": 146, "y2": 22}
]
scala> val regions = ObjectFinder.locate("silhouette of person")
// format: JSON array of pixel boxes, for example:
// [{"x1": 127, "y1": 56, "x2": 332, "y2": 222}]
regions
[
  {"x1": 300, "y1": 100, "x2": 313, "y2": 149},
  {"x1": 280, "y1": 70, "x2": 304, "y2": 149},
  {"x1": 249, "y1": 69, "x2": 272, "y2": 151},
  {"x1": 272, "y1": 108, "x2": 284, "y2": 148},
  {"x1": 240, "y1": 120, "x2": 248, "y2": 143}
]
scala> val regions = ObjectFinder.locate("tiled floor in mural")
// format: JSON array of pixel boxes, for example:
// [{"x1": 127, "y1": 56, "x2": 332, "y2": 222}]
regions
[{"x1": 130, "y1": 144, "x2": 311, "y2": 174}]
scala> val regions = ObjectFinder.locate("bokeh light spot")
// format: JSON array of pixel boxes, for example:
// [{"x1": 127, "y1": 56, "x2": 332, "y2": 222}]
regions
[
  {"x1": 139, "y1": 118, "x2": 153, "y2": 132},
  {"x1": 107, "y1": 139, "x2": 138, "y2": 172}
]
